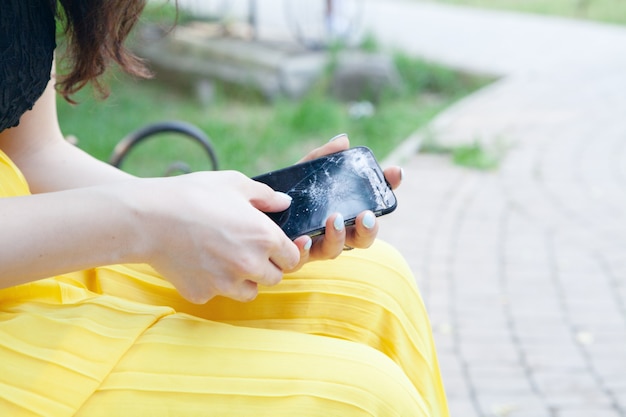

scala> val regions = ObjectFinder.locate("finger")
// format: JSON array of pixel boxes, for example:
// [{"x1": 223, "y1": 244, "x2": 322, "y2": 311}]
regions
[
  {"x1": 383, "y1": 166, "x2": 403, "y2": 190},
  {"x1": 236, "y1": 280, "x2": 259, "y2": 302},
  {"x1": 268, "y1": 233, "x2": 301, "y2": 272},
  {"x1": 309, "y1": 213, "x2": 346, "y2": 260},
  {"x1": 248, "y1": 181, "x2": 292, "y2": 213},
  {"x1": 287, "y1": 235, "x2": 312, "y2": 272},
  {"x1": 233, "y1": 256, "x2": 284, "y2": 297},
  {"x1": 176, "y1": 281, "x2": 215, "y2": 305},
  {"x1": 346, "y1": 211, "x2": 378, "y2": 249},
  {"x1": 297, "y1": 134, "x2": 350, "y2": 163}
]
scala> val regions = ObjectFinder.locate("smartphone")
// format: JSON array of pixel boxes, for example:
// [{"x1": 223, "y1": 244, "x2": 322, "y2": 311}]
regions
[{"x1": 253, "y1": 146, "x2": 397, "y2": 239}]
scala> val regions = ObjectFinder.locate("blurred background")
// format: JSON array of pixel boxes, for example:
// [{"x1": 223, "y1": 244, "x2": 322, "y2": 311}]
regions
[{"x1": 57, "y1": 0, "x2": 492, "y2": 177}]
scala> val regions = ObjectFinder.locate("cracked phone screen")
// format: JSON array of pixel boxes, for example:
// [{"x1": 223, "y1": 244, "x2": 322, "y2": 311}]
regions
[{"x1": 253, "y1": 147, "x2": 397, "y2": 239}]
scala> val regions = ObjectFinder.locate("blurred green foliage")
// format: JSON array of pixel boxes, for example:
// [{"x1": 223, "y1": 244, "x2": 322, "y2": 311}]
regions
[{"x1": 425, "y1": 0, "x2": 626, "y2": 25}]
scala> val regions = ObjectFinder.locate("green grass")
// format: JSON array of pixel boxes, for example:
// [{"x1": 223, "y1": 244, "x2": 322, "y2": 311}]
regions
[
  {"x1": 57, "y1": 53, "x2": 490, "y2": 177},
  {"x1": 423, "y1": 0, "x2": 626, "y2": 25},
  {"x1": 420, "y1": 135, "x2": 510, "y2": 170},
  {"x1": 451, "y1": 142, "x2": 501, "y2": 170}
]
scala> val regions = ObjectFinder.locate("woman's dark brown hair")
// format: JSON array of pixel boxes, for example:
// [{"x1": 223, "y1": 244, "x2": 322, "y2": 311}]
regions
[{"x1": 55, "y1": 0, "x2": 152, "y2": 101}]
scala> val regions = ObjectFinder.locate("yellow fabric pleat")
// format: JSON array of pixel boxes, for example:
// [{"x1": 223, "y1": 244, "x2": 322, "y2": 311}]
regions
[
  {"x1": 0, "y1": 150, "x2": 449, "y2": 417},
  {"x1": 0, "y1": 148, "x2": 30, "y2": 197}
]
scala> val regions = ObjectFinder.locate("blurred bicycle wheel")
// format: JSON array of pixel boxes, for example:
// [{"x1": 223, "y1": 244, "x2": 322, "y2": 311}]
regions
[{"x1": 284, "y1": 0, "x2": 364, "y2": 50}]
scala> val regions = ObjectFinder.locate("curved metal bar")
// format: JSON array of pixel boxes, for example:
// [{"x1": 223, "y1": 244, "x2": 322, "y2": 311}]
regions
[{"x1": 109, "y1": 121, "x2": 219, "y2": 173}]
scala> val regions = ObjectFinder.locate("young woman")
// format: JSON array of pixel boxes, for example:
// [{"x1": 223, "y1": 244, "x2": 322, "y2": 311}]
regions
[{"x1": 0, "y1": 0, "x2": 449, "y2": 415}]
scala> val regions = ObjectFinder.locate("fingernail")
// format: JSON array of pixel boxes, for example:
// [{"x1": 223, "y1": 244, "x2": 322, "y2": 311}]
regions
[
  {"x1": 303, "y1": 237, "x2": 312, "y2": 251},
  {"x1": 399, "y1": 167, "x2": 405, "y2": 182},
  {"x1": 333, "y1": 213, "x2": 345, "y2": 231},
  {"x1": 276, "y1": 192, "x2": 292, "y2": 203},
  {"x1": 363, "y1": 212, "x2": 376, "y2": 229},
  {"x1": 329, "y1": 133, "x2": 348, "y2": 142}
]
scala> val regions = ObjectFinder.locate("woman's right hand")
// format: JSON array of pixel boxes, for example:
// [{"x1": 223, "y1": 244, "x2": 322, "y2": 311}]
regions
[
  {"x1": 0, "y1": 82, "x2": 295, "y2": 299},
  {"x1": 132, "y1": 171, "x2": 300, "y2": 304}
]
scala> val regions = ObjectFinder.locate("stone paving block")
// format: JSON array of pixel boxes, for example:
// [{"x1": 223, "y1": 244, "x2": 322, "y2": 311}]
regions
[
  {"x1": 533, "y1": 370, "x2": 611, "y2": 404},
  {"x1": 556, "y1": 408, "x2": 623, "y2": 417},
  {"x1": 558, "y1": 250, "x2": 611, "y2": 271},
  {"x1": 440, "y1": 373, "x2": 471, "y2": 401},
  {"x1": 605, "y1": 374, "x2": 626, "y2": 397},
  {"x1": 505, "y1": 294, "x2": 562, "y2": 313},
  {"x1": 470, "y1": 373, "x2": 535, "y2": 396},
  {"x1": 501, "y1": 152, "x2": 537, "y2": 179},
  {"x1": 523, "y1": 348, "x2": 588, "y2": 373},
  {"x1": 563, "y1": 303, "x2": 625, "y2": 329},
  {"x1": 437, "y1": 355, "x2": 475, "y2": 401},
  {"x1": 455, "y1": 308, "x2": 508, "y2": 325},
  {"x1": 592, "y1": 350, "x2": 626, "y2": 371},
  {"x1": 456, "y1": 328, "x2": 512, "y2": 347},
  {"x1": 452, "y1": 263, "x2": 500, "y2": 282},
  {"x1": 602, "y1": 253, "x2": 626, "y2": 272},
  {"x1": 446, "y1": 398, "x2": 481, "y2": 417},
  {"x1": 558, "y1": 275, "x2": 616, "y2": 298},
  {"x1": 510, "y1": 301, "x2": 564, "y2": 323},
  {"x1": 509, "y1": 314, "x2": 571, "y2": 330},
  {"x1": 456, "y1": 330, "x2": 512, "y2": 349},
  {"x1": 502, "y1": 270, "x2": 553, "y2": 284},
  {"x1": 424, "y1": 304, "x2": 452, "y2": 324},
  {"x1": 503, "y1": 248, "x2": 552, "y2": 266},
  {"x1": 585, "y1": 339, "x2": 626, "y2": 360},
  {"x1": 421, "y1": 263, "x2": 451, "y2": 280},
  {"x1": 454, "y1": 313, "x2": 509, "y2": 332},
  {"x1": 588, "y1": 359, "x2": 626, "y2": 389},
  {"x1": 427, "y1": 287, "x2": 451, "y2": 307},
  {"x1": 467, "y1": 363, "x2": 529, "y2": 381},
  {"x1": 459, "y1": 341, "x2": 520, "y2": 364},
  {"x1": 506, "y1": 406, "x2": 553, "y2": 417},
  {"x1": 516, "y1": 331, "x2": 586, "y2": 358},
  {"x1": 453, "y1": 287, "x2": 504, "y2": 306},
  {"x1": 453, "y1": 245, "x2": 502, "y2": 265},
  {"x1": 476, "y1": 394, "x2": 548, "y2": 417},
  {"x1": 509, "y1": 295, "x2": 549, "y2": 314},
  {"x1": 432, "y1": 335, "x2": 455, "y2": 355},
  {"x1": 520, "y1": 341, "x2": 582, "y2": 358},
  {"x1": 544, "y1": 392, "x2": 614, "y2": 410}
]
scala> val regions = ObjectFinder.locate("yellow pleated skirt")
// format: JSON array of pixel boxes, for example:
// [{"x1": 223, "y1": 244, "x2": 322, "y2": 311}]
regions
[{"x1": 0, "y1": 150, "x2": 448, "y2": 417}]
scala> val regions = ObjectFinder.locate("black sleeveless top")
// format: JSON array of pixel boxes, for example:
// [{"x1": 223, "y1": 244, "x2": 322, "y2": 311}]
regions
[{"x1": 0, "y1": 0, "x2": 56, "y2": 132}]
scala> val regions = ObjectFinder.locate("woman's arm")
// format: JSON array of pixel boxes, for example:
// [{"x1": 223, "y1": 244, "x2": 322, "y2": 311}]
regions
[
  {"x1": 0, "y1": 181, "x2": 144, "y2": 286},
  {"x1": 0, "y1": 78, "x2": 134, "y2": 193},
  {"x1": 0, "y1": 172, "x2": 299, "y2": 303}
]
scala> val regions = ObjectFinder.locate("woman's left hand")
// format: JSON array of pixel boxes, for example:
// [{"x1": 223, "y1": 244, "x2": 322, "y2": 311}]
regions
[{"x1": 287, "y1": 134, "x2": 403, "y2": 271}]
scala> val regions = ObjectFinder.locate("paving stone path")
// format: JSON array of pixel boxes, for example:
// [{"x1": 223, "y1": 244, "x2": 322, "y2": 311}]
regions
[{"x1": 368, "y1": 1, "x2": 626, "y2": 416}]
